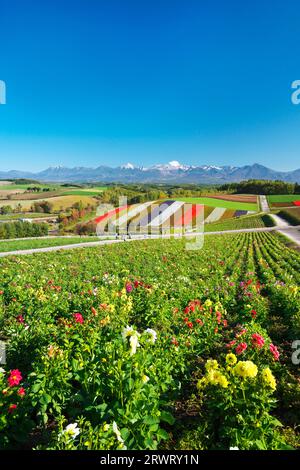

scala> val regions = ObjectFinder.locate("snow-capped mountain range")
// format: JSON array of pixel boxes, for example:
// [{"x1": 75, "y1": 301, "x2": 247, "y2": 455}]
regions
[{"x1": 0, "y1": 161, "x2": 299, "y2": 183}]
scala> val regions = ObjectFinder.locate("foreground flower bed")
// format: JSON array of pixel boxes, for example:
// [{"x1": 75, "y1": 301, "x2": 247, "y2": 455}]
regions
[{"x1": 0, "y1": 232, "x2": 299, "y2": 449}]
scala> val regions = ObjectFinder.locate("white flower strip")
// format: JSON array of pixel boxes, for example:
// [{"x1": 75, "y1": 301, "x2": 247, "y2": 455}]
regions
[
  {"x1": 148, "y1": 201, "x2": 185, "y2": 227},
  {"x1": 112, "y1": 201, "x2": 153, "y2": 227},
  {"x1": 204, "y1": 207, "x2": 227, "y2": 223}
]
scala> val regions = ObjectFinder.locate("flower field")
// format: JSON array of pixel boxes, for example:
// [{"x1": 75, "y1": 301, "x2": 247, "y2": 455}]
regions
[{"x1": 0, "y1": 232, "x2": 299, "y2": 450}]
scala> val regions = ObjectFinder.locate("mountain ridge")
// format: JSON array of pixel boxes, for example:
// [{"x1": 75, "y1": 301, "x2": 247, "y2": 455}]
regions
[{"x1": 0, "y1": 162, "x2": 299, "y2": 184}]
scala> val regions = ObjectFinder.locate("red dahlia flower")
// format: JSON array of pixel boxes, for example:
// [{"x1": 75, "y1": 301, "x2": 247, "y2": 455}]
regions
[
  {"x1": 252, "y1": 333, "x2": 265, "y2": 349},
  {"x1": 73, "y1": 313, "x2": 84, "y2": 324},
  {"x1": 235, "y1": 342, "x2": 248, "y2": 355},
  {"x1": 8, "y1": 404, "x2": 17, "y2": 413},
  {"x1": 17, "y1": 387, "x2": 26, "y2": 397},
  {"x1": 270, "y1": 343, "x2": 280, "y2": 361},
  {"x1": 7, "y1": 369, "x2": 22, "y2": 387},
  {"x1": 125, "y1": 283, "x2": 133, "y2": 293}
]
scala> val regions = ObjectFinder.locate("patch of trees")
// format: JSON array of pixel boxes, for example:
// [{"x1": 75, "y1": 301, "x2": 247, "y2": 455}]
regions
[
  {"x1": 26, "y1": 187, "x2": 51, "y2": 192},
  {"x1": 60, "y1": 183, "x2": 84, "y2": 188},
  {"x1": 75, "y1": 221, "x2": 97, "y2": 236},
  {"x1": 219, "y1": 180, "x2": 300, "y2": 195},
  {"x1": 31, "y1": 201, "x2": 54, "y2": 213},
  {"x1": 8, "y1": 178, "x2": 41, "y2": 185},
  {"x1": 0, "y1": 205, "x2": 13, "y2": 215},
  {"x1": 58, "y1": 203, "x2": 95, "y2": 230},
  {"x1": 0, "y1": 221, "x2": 48, "y2": 239}
]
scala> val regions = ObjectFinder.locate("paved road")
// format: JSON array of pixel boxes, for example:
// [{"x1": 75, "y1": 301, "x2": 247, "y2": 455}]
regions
[
  {"x1": 268, "y1": 213, "x2": 290, "y2": 228},
  {"x1": 268, "y1": 211, "x2": 300, "y2": 246},
  {"x1": 0, "y1": 224, "x2": 300, "y2": 257},
  {"x1": 259, "y1": 195, "x2": 270, "y2": 212}
]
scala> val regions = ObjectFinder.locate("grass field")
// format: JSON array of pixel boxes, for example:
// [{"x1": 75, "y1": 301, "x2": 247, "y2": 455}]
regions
[
  {"x1": 0, "y1": 236, "x2": 99, "y2": 252},
  {"x1": 176, "y1": 197, "x2": 258, "y2": 211},
  {"x1": 204, "y1": 214, "x2": 275, "y2": 232},
  {"x1": 62, "y1": 190, "x2": 104, "y2": 197},
  {"x1": 0, "y1": 213, "x2": 57, "y2": 220}
]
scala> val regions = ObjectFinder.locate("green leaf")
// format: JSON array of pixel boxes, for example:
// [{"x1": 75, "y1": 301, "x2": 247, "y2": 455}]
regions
[
  {"x1": 157, "y1": 428, "x2": 170, "y2": 440},
  {"x1": 149, "y1": 424, "x2": 159, "y2": 432},
  {"x1": 143, "y1": 416, "x2": 160, "y2": 426},
  {"x1": 160, "y1": 411, "x2": 175, "y2": 425},
  {"x1": 31, "y1": 383, "x2": 41, "y2": 393}
]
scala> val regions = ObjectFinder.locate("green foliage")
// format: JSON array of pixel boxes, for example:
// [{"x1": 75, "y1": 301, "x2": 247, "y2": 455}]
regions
[
  {"x1": 0, "y1": 221, "x2": 48, "y2": 240},
  {"x1": 220, "y1": 179, "x2": 297, "y2": 195}
]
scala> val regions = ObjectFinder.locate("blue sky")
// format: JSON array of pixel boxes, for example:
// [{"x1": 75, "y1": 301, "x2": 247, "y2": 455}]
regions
[{"x1": 0, "y1": 0, "x2": 300, "y2": 171}]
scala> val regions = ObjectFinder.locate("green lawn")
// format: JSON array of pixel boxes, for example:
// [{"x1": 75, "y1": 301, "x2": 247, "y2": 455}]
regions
[
  {"x1": 267, "y1": 195, "x2": 300, "y2": 203},
  {"x1": 62, "y1": 189, "x2": 104, "y2": 196},
  {"x1": 0, "y1": 213, "x2": 56, "y2": 220},
  {"x1": 0, "y1": 236, "x2": 100, "y2": 253},
  {"x1": 176, "y1": 197, "x2": 258, "y2": 211}
]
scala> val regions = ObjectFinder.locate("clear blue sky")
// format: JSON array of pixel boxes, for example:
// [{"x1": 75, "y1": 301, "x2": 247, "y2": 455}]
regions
[{"x1": 0, "y1": 0, "x2": 299, "y2": 171}]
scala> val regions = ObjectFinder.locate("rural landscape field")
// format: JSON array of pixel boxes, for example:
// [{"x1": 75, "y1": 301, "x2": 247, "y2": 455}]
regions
[{"x1": 0, "y1": 177, "x2": 300, "y2": 450}]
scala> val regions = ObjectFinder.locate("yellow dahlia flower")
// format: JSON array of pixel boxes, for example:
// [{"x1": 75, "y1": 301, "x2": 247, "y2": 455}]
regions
[
  {"x1": 233, "y1": 360, "x2": 258, "y2": 379},
  {"x1": 261, "y1": 367, "x2": 276, "y2": 390}
]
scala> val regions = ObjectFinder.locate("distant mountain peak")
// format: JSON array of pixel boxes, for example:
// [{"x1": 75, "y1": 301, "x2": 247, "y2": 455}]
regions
[
  {"x1": 0, "y1": 163, "x2": 299, "y2": 183},
  {"x1": 120, "y1": 162, "x2": 135, "y2": 170}
]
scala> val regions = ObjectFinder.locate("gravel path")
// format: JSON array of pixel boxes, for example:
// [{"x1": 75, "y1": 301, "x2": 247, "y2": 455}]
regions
[{"x1": 259, "y1": 195, "x2": 270, "y2": 212}]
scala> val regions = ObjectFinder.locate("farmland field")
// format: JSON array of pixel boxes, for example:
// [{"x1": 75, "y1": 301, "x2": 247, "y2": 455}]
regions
[
  {"x1": 0, "y1": 183, "x2": 59, "y2": 192},
  {"x1": 0, "y1": 232, "x2": 299, "y2": 450},
  {"x1": 0, "y1": 237, "x2": 99, "y2": 253},
  {"x1": 204, "y1": 214, "x2": 275, "y2": 232},
  {"x1": 176, "y1": 197, "x2": 258, "y2": 211},
  {"x1": 0, "y1": 195, "x2": 98, "y2": 211},
  {"x1": 268, "y1": 195, "x2": 300, "y2": 208}
]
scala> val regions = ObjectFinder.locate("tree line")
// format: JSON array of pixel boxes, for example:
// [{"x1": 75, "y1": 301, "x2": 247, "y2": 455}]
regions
[
  {"x1": 0, "y1": 221, "x2": 48, "y2": 239},
  {"x1": 219, "y1": 180, "x2": 300, "y2": 195}
]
